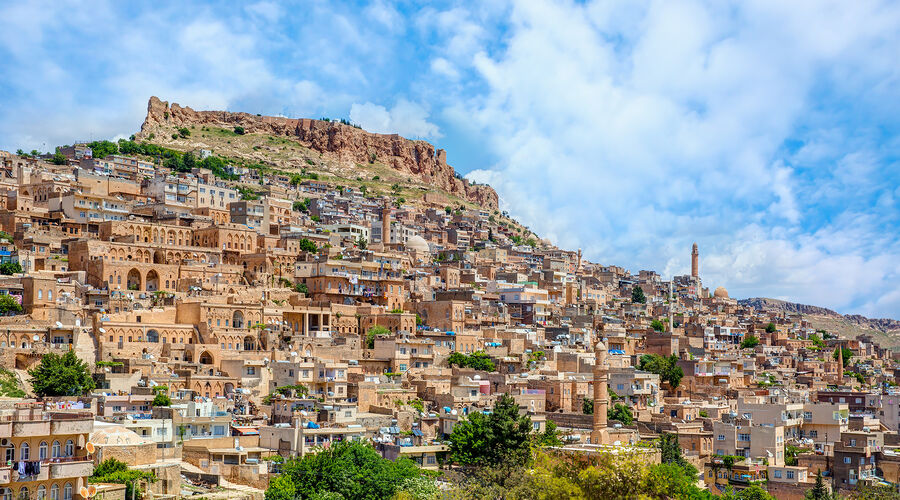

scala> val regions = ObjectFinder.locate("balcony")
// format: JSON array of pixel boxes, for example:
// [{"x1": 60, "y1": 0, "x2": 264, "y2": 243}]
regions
[
  {"x1": 0, "y1": 422, "x2": 11, "y2": 438},
  {"x1": 13, "y1": 421, "x2": 51, "y2": 437},
  {"x1": 0, "y1": 466, "x2": 10, "y2": 484},
  {"x1": 51, "y1": 419, "x2": 93, "y2": 435},
  {"x1": 14, "y1": 463, "x2": 48, "y2": 482},
  {"x1": 49, "y1": 459, "x2": 93, "y2": 479}
]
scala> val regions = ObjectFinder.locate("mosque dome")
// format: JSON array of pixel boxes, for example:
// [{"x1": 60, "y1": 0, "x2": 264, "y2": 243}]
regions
[
  {"x1": 406, "y1": 235, "x2": 430, "y2": 253},
  {"x1": 91, "y1": 423, "x2": 152, "y2": 446},
  {"x1": 713, "y1": 286, "x2": 729, "y2": 299}
]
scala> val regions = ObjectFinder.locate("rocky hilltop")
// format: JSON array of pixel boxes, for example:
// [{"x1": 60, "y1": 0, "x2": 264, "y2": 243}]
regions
[
  {"x1": 738, "y1": 297, "x2": 841, "y2": 317},
  {"x1": 740, "y1": 297, "x2": 900, "y2": 347},
  {"x1": 137, "y1": 97, "x2": 498, "y2": 209}
]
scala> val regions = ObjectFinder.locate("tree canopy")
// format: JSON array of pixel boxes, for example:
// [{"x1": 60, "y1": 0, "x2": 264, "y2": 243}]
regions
[
  {"x1": 833, "y1": 346, "x2": 852, "y2": 366},
  {"x1": 270, "y1": 441, "x2": 423, "y2": 500},
  {"x1": 449, "y1": 394, "x2": 533, "y2": 467},
  {"x1": 740, "y1": 335, "x2": 760, "y2": 349},
  {"x1": 90, "y1": 458, "x2": 156, "y2": 499},
  {"x1": 607, "y1": 403, "x2": 633, "y2": 425},
  {"x1": 638, "y1": 354, "x2": 684, "y2": 389},
  {"x1": 28, "y1": 350, "x2": 95, "y2": 397},
  {"x1": 447, "y1": 351, "x2": 496, "y2": 372},
  {"x1": 632, "y1": 286, "x2": 647, "y2": 304},
  {"x1": 765, "y1": 322, "x2": 776, "y2": 333},
  {"x1": 0, "y1": 294, "x2": 23, "y2": 315}
]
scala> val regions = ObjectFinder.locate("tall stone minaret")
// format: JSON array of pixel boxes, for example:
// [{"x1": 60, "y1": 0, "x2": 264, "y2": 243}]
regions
[
  {"x1": 691, "y1": 243, "x2": 699, "y2": 278},
  {"x1": 591, "y1": 339, "x2": 610, "y2": 445},
  {"x1": 381, "y1": 201, "x2": 391, "y2": 244}
]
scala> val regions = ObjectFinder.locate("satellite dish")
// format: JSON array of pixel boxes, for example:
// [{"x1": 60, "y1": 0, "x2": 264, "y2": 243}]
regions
[
  {"x1": 450, "y1": 409, "x2": 458, "y2": 415},
  {"x1": 80, "y1": 488, "x2": 89, "y2": 499},
  {"x1": 99, "y1": 328, "x2": 106, "y2": 334},
  {"x1": 85, "y1": 442, "x2": 95, "y2": 454},
  {"x1": 32, "y1": 335, "x2": 39, "y2": 341},
  {"x1": 55, "y1": 321, "x2": 63, "y2": 328},
  {"x1": 88, "y1": 486, "x2": 97, "y2": 497}
]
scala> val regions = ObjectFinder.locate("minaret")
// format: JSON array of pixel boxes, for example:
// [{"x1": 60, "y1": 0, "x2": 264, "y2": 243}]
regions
[
  {"x1": 836, "y1": 343, "x2": 844, "y2": 384},
  {"x1": 591, "y1": 339, "x2": 610, "y2": 444},
  {"x1": 576, "y1": 249, "x2": 582, "y2": 272},
  {"x1": 668, "y1": 280, "x2": 674, "y2": 331},
  {"x1": 381, "y1": 201, "x2": 391, "y2": 244},
  {"x1": 691, "y1": 243, "x2": 699, "y2": 278}
]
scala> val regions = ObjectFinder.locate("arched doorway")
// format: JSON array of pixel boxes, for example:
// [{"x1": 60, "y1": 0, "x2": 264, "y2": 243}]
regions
[
  {"x1": 233, "y1": 311, "x2": 244, "y2": 329},
  {"x1": 126, "y1": 269, "x2": 141, "y2": 291},
  {"x1": 243, "y1": 335, "x2": 255, "y2": 351},
  {"x1": 153, "y1": 251, "x2": 165, "y2": 264},
  {"x1": 146, "y1": 270, "x2": 159, "y2": 292},
  {"x1": 199, "y1": 351, "x2": 213, "y2": 365},
  {"x1": 224, "y1": 383, "x2": 235, "y2": 397}
]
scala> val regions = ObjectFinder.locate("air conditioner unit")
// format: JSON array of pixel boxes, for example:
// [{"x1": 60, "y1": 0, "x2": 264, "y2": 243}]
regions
[{"x1": 0, "y1": 439, "x2": 10, "y2": 447}]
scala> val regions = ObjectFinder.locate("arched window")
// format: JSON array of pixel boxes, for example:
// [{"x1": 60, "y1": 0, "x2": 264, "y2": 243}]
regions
[
  {"x1": 36, "y1": 485, "x2": 46, "y2": 500},
  {"x1": 63, "y1": 484, "x2": 72, "y2": 500},
  {"x1": 50, "y1": 485, "x2": 58, "y2": 500},
  {"x1": 47, "y1": 290, "x2": 52, "y2": 301},
  {"x1": 18, "y1": 487, "x2": 28, "y2": 500},
  {"x1": 19, "y1": 442, "x2": 28, "y2": 461},
  {"x1": 64, "y1": 440, "x2": 74, "y2": 457},
  {"x1": 39, "y1": 442, "x2": 48, "y2": 460},
  {"x1": 0, "y1": 488, "x2": 11, "y2": 500},
  {"x1": 37, "y1": 290, "x2": 42, "y2": 300},
  {"x1": 52, "y1": 440, "x2": 60, "y2": 458}
]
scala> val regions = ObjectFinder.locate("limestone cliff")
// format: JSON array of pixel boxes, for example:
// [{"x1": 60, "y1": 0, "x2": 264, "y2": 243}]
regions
[{"x1": 137, "y1": 96, "x2": 498, "y2": 209}]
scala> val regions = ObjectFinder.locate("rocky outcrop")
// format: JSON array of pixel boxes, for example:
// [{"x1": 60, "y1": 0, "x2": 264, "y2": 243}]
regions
[
  {"x1": 138, "y1": 96, "x2": 498, "y2": 209},
  {"x1": 740, "y1": 297, "x2": 900, "y2": 332}
]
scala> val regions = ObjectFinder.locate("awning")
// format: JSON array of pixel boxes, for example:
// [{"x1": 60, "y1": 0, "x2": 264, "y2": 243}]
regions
[
  {"x1": 232, "y1": 427, "x2": 259, "y2": 436},
  {"x1": 412, "y1": 429, "x2": 424, "y2": 437}
]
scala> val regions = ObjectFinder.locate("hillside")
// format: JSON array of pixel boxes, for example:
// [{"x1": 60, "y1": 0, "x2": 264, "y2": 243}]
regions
[
  {"x1": 740, "y1": 297, "x2": 900, "y2": 348},
  {"x1": 135, "y1": 96, "x2": 498, "y2": 209}
]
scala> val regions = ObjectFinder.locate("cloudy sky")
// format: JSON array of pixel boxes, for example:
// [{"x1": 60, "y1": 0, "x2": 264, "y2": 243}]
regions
[{"x1": 1, "y1": 0, "x2": 898, "y2": 317}]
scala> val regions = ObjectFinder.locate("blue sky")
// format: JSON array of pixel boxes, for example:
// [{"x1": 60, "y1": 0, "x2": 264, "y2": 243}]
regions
[{"x1": 1, "y1": 0, "x2": 899, "y2": 317}]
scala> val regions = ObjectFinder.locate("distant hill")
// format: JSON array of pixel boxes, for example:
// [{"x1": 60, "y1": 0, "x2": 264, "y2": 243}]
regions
[
  {"x1": 740, "y1": 297, "x2": 900, "y2": 349},
  {"x1": 136, "y1": 96, "x2": 498, "y2": 209}
]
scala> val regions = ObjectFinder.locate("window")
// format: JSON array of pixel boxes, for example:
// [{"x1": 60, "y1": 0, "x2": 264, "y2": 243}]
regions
[
  {"x1": 36, "y1": 486, "x2": 45, "y2": 500},
  {"x1": 717, "y1": 435, "x2": 725, "y2": 441},
  {"x1": 39, "y1": 442, "x2": 47, "y2": 460},
  {"x1": 50, "y1": 486, "x2": 58, "y2": 500},
  {"x1": 63, "y1": 484, "x2": 72, "y2": 500},
  {"x1": 787, "y1": 470, "x2": 795, "y2": 479},
  {"x1": 65, "y1": 439, "x2": 74, "y2": 457},
  {"x1": 17, "y1": 487, "x2": 28, "y2": 500},
  {"x1": 844, "y1": 457, "x2": 851, "y2": 464},
  {"x1": 773, "y1": 470, "x2": 782, "y2": 478},
  {"x1": 19, "y1": 443, "x2": 28, "y2": 461},
  {"x1": 52, "y1": 440, "x2": 61, "y2": 458}
]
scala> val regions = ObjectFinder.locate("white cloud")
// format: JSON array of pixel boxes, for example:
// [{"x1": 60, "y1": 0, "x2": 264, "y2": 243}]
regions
[
  {"x1": 350, "y1": 99, "x2": 441, "y2": 139},
  {"x1": 450, "y1": 0, "x2": 900, "y2": 316}
]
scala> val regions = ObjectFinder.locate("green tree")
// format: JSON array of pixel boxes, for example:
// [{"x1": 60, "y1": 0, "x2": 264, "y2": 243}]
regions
[
  {"x1": 449, "y1": 394, "x2": 533, "y2": 467},
  {"x1": 632, "y1": 286, "x2": 647, "y2": 304},
  {"x1": 582, "y1": 397, "x2": 594, "y2": 415},
  {"x1": 182, "y1": 151, "x2": 196, "y2": 170},
  {"x1": 88, "y1": 140, "x2": 118, "y2": 159},
  {"x1": 0, "y1": 262, "x2": 22, "y2": 275},
  {"x1": 275, "y1": 440, "x2": 421, "y2": 500},
  {"x1": 535, "y1": 420, "x2": 563, "y2": 447},
  {"x1": 233, "y1": 126, "x2": 245, "y2": 135},
  {"x1": 765, "y1": 322, "x2": 776, "y2": 333},
  {"x1": 50, "y1": 152, "x2": 67, "y2": 165},
  {"x1": 650, "y1": 319, "x2": 665, "y2": 332},
  {"x1": 607, "y1": 403, "x2": 633, "y2": 425},
  {"x1": 659, "y1": 432, "x2": 690, "y2": 470},
  {"x1": 741, "y1": 335, "x2": 760, "y2": 349},
  {"x1": 0, "y1": 368, "x2": 24, "y2": 398},
  {"x1": 90, "y1": 458, "x2": 156, "y2": 499},
  {"x1": 298, "y1": 238, "x2": 317, "y2": 253},
  {"x1": 294, "y1": 283, "x2": 309, "y2": 294},
  {"x1": 833, "y1": 346, "x2": 852, "y2": 366},
  {"x1": 152, "y1": 392, "x2": 171, "y2": 407},
  {"x1": 639, "y1": 354, "x2": 684, "y2": 389},
  {"x1": 357, "y1": 236, "x2": 368, "y2": 250},
  {"x1": 365, "y1": 325, "x2": 391, "y2": 349},
  {"x1": 28, "y1": 350, "x2": 95, "y2": 397},
  {"x1": 446, "y1": 351, "x2": 496, "y2": 372}
]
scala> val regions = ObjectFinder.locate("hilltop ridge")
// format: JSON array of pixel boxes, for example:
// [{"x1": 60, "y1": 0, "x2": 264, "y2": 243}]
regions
[{"x1": 136, "y1": 96, "x2": 498, "y2": 209}]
